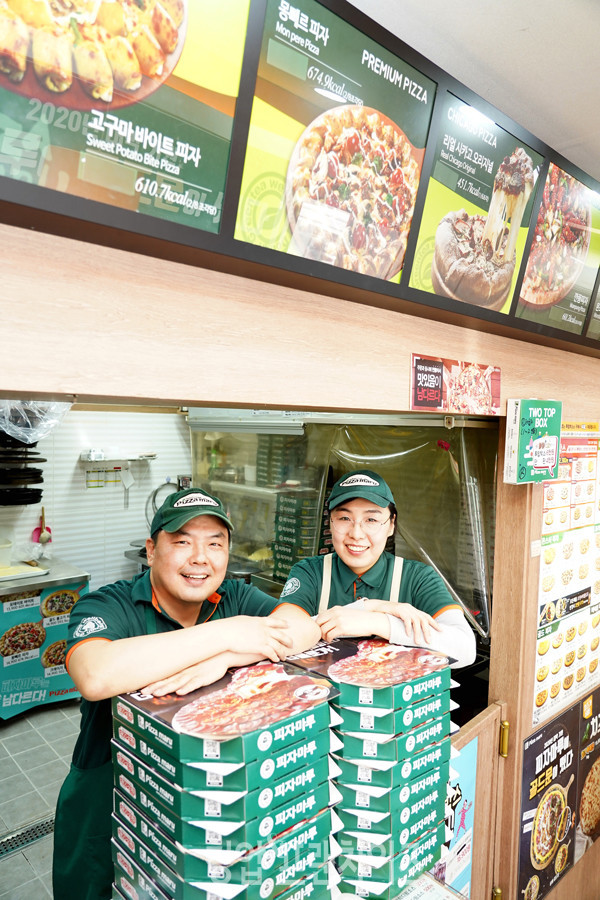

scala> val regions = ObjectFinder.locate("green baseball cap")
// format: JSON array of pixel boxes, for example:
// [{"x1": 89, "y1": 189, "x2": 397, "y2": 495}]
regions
[
  {"x1": 328, "y1": 469, "x2": 395, "y2": 510},
  {"x1": 150, "y1": 488, "x2": 233, "y2": 537}
]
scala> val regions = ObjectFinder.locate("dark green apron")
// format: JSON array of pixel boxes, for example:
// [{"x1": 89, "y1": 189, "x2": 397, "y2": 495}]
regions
[{"x1": 52, "y1": 605, "x2": 159, "y2": 899}]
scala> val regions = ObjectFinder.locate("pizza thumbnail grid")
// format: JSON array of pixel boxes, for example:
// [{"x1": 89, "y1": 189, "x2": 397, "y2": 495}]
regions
[{"x1": 110, "y1": 639, "x2": 457, "y2": 899}]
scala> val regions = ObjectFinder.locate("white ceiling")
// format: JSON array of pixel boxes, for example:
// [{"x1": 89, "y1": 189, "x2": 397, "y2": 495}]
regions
[{"x1": 346, "y1": 0, "x2": 600, "y2": 184}]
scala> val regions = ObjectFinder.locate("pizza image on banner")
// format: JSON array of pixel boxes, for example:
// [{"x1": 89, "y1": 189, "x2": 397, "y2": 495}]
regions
[
  {"x1": 285, "y1": 105, "x2": 424, "y2": 279},
  {"x1": 518, "y1": 164, "x2": 592, "y2": 310},
  {"x1": 431, "y1": 147, "x2": 535, "y2": 310}
]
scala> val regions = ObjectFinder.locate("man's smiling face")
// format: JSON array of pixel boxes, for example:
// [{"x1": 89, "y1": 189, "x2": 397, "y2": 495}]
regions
[{"x1": 146, "y1": 515, "x2": 229, "y2": 623}]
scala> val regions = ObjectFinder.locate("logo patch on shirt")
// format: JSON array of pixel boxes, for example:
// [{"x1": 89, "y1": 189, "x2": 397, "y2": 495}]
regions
[
  {"x1": 340, "y1": 474, "x2": 379, "y2": 487},
  {"x1": 73, "y1": 616, "x2": 108, "y2": 638},
  {"x1": 173, "y1": 492, "x2": 218, "y2": 508},
  {"x1": 281, "y1": 577, "x2": 301, "y2": 597}
]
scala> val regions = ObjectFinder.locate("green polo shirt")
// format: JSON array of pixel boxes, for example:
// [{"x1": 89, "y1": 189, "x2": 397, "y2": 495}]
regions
[
  {"x1": 66, "y1": 570, "x2": 280, "y2": 769},
  {"x1": 279, "y1": 551, "x2": 460, "y2": 617}
]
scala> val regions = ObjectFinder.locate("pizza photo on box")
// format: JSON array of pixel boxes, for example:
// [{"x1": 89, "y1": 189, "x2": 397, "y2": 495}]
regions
[
  {"x1": 518, "y1": 164, "x2": 592, "y2": 310},
  {"x1": 285, "y1": 104, "x2": 424, "y2": 280},
  {"x1": 170, "y1": 661, "x2": 333, "y2": 740},
  {"x1": 41, "y1": 638, "x2": 66, "y2": 668},
  {"x1": 0, "y1": 0, "x2": 186, "y2": 110},
  {"x1": 326, "y1": 637, "x2": 450, "y2": 687},
  {"x1": 40, "y1": 588, "x2": 78, "y2": 617},
  {"x1": 431, "y1": 147, "x2": 535, "y2": 310}
]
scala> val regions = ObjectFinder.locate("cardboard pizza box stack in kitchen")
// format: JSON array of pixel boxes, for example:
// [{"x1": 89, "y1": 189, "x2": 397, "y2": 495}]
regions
[
  {"x1": 110, "y1": 660, "x2": 340, "y2": 900},
  {"x1": 286, "y1": 638, "x2": 458, "y2": 900},
  {"x1": 272, "y1": 488, "x2": 323, "y2": 580}
]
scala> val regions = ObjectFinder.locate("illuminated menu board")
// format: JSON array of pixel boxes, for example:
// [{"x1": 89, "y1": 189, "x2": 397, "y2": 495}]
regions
[
  {"x1": 515, "y1": 165, "x2": 600, "y2": 336},
  {"x1": 234, "y1": 0, "x2": 436, "y2": 282},
  {"x1": 0, "y1": 0, "x2": 249, "y2": 233},
  {"x1": 409, "y1": 92, "x2": 543, "y2": 314}
]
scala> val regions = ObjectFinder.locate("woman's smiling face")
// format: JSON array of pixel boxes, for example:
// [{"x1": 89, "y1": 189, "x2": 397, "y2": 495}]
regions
[{"x1": 330, "y1": 497, "x2": 395, "y2": 576}]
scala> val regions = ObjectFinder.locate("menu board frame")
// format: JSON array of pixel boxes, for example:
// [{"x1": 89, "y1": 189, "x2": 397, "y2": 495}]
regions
[{"x1": 1, "y1": 0, "x2": 600, "y2": 360}]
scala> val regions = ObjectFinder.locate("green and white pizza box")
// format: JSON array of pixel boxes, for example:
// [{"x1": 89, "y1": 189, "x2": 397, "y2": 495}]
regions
[
  {"x1": 286, "y1": 640, "x2": 456, "y2": 712},
  {"x1": 331, "y1": 691, "x2": 456, "y2": 735},
  {"x1": 111, "y1": 739, "x2": 331, "y2": 823},
  {"x1": 334, "y1": 760, "x2": 450, "y2": 816},
  {"x1": 273, "y1": 515, "x2": 321, "y2": 537},
  {"x1": 112, "y1": 835, "x2": 333, "y2": 900},
  {"x1": 335, "y1": 821, "x2": 445, "y2": 895},
  {"x1": 111, "y1": 765, "x2": 332, "y2": 851},
  {"x1": 332, "y1": 735, "x2": 453, "y2": 789},
  {"x1": 111, "y1": 805, "x2": 332, "y2": 888},
  {"x1": 332, "y1": 713, "x2": 455, "y2": 764},
  {"x1": 334, "y1": 781, "x2": 445, "y2": 846},
  {"x1": 112, "y1": 660, "x2": 337, "y2": 766},
  {"x1": 276, "y1": 492, "x2": 321, "y2": 515}
]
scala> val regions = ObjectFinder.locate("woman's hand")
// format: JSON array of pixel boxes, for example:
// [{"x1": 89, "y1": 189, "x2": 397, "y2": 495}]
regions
[
  {"x1": 361, "y1": 599, "x2": 441, "y2": 644},
  {"x1": 316, "y1": 606, "x2": 390, "y2": 642}
]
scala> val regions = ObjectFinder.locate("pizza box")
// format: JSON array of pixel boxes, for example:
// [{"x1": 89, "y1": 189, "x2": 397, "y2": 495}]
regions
[
  {"x1": 331, "y1": 691, "x2": 455, "y2": 735},
  {"x1": 287, "y1": 639, "x2": 454, "y2": 711},
  {"x1": 111, "y1": 755, "x2": 333, "y2": 849},
  {"x1": 335, "y1": 821, "x2": 445, "y2": 893},
  {"x1": 332, "y1": 736, "x2": 453, "y2": 788},
  {"x1": 113, "y1": 719, "x2": 261, "y2": 792},
  {"x1": 111, "y1": 740, "x2": 330, "y2": 825},
  {"x1": 112, "y1": 847, "x2": 334, "y2": 900},
  {"x1": 111, "y1": 806, "x2": 333, "y2": 887},
  {"x1": 334, "y1": 761, "x2": 449, "y2": 816},
  {"x1": 335, "y1": 782, "x2": 445, "y2": 846},
  {"x1": 333, "y1": 713, "x2": 454, "y2": 764},
  {"x1": 276, "y1": 492, "x2": 321, "y2": 515},
  {"x1": 112, "y1": 660, "x2": 337, "y2": 766}
]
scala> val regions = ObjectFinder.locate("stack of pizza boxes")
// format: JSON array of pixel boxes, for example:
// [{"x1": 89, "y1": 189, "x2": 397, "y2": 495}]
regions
[
  {"x1": 272, "y1": 489, "x2": 323, "y2": 581},
  {"x1": 286, "y1": 638, "x2": 458, "y2": 899},
  {"x1": 110, "y1": 659, "x2": 342, "y2": 900}
]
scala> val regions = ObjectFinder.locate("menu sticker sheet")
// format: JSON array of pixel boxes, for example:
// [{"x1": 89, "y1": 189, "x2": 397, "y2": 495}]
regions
[
  {"x1": 235, "y1": 0, "x2": 436, "y2": 282},
  {"x1": 515, "y1": 165, "x2": 600, "y2": 336},
  {"x1": 0, "y1": 0, "x2": 249, "y2": 233},
  {"x1": 519, "y1": 710, "x2": 578, "y2": 900},
  {"x1": 409, "y1": 92, "x2": 543, "y2": 314},
  {"x1": 410, "y1": 354, "x2": 500, "y2": 415},
  {"x1": 533, "y1": 426, "x2": 600, "y2": 726}
]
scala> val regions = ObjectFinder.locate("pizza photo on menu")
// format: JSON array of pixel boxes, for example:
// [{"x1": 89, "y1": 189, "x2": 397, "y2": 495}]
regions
[
  {"x1": 285, "y1": 104, "x2": 424, "y2": 279},
  {"x1": 0, "y1": 0, "x2": 186, "y2": 109},
  {"x1": 170, "y1": 661, "x2": 333, "y2": 740},
  {"x1": 529, "y1": 775, "x2": 573, "y2": 871},
  {"x1": 432, "y1": 147, "x2": 535, "y2": 310},
  {"x1": 518, "y1": 164, "x2": 592, "y2": 310},
  {"x1": 0, "y1": 620, "x2": 46, "y2": 656},
  {"x1": 326, "y1": 638, "x2": 450, "y2": 687}
]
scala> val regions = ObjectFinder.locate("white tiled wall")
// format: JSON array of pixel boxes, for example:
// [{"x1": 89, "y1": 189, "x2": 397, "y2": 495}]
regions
[{"x1": 0, "y1": 409, "x2": 192, "y2": 590}]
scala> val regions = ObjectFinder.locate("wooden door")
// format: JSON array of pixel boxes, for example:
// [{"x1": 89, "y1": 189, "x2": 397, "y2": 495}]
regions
[{"x1": 451, "y1": 700, "x2": 505, "y2": 899}]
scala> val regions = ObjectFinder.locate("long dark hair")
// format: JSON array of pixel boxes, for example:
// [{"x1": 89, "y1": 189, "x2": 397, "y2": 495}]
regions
[{"x1": 385, "y1": 502, "x2": 398, "y2": 554}]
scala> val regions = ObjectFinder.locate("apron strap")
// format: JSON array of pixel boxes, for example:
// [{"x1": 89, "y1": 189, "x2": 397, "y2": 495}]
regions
[
  {"x1": 318, "y1": 553, "x2": 334, "y2": 613},
  {"x1": 389, "y1": 556, "x2": 404, "y2": 603}
]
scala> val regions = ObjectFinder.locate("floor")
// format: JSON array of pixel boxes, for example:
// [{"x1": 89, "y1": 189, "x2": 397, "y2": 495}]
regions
[{"x1": 0, "y1": 699, "x2": 80, "y2": 899}]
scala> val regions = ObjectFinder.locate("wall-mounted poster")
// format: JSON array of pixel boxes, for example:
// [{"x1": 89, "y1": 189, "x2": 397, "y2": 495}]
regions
[
  {"x1": 235, "y1": 0, "x2": 436, "y2": 282},
  {"x1": 519, "y1": 710, "x2": 578, "y2": 899},
  {"x1": 0, "y1": 0, "x2": 250, "y2": 233},
  {"x1": 409, "y1": 92, "x2": 543, "y2": 314},
  {"x1": 515, "y1": 165, "x2": 600, "y2": 335}
]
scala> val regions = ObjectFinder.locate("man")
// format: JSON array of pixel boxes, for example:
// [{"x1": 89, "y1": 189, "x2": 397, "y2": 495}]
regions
[{"x1": 53, "y1": 487, "x2": 319, "y2": 900}]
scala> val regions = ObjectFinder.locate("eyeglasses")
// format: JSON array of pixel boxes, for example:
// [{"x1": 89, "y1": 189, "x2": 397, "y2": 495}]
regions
[{"x1": 329, "y1": 513, "x2": 391, "y2": 536}]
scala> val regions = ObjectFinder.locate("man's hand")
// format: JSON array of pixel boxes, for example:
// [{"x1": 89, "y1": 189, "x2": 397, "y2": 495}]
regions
[
  {"x1": 223, "y1": 614, "x2": 294, "y2": 661},
  {"x1": 361, "y1": 599, "x2": 441, "y2": 644},
  {"x1": 142, "y1": 653, "x2": 232, "y2": 696}
]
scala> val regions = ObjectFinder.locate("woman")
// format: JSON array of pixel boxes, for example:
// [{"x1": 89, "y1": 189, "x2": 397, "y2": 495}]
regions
[{"x1": 279, "y1": 468, "x2": 476, "y2": 668}]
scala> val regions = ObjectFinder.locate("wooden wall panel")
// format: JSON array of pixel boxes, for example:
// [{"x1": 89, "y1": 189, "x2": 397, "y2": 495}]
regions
[{"x1": 2, "y1": 223, "x2": 600, "y2": 417}]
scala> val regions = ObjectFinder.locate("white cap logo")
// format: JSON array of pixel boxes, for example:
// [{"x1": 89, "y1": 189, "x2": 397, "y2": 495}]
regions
[
  {"x1": 340, "y1": 475, "x2": 379, "y2": 487},
  {"x1": 174, "y1": 492, "x2": 218, "y2": 508}
]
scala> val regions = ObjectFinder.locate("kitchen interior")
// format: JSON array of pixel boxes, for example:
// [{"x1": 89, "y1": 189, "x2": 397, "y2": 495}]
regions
[{"x1": 0, "y1": 399, "x2": 495, "y2": 897}]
